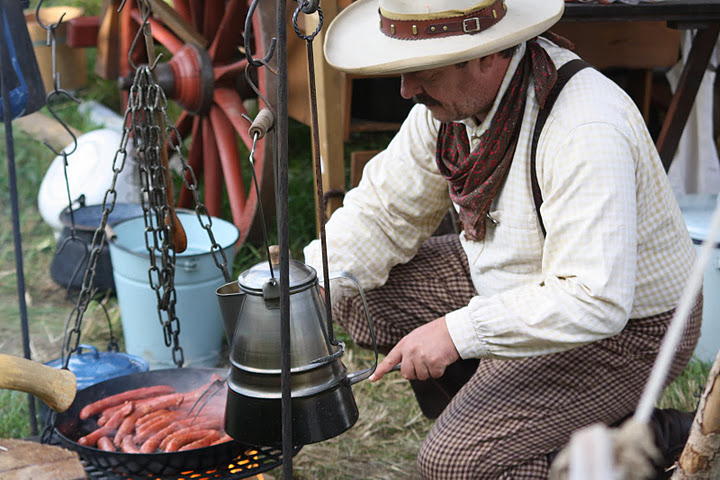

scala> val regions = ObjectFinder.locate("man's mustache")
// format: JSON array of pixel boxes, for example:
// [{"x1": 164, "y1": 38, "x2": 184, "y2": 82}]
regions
[{"x1": 412, "y1": 94, "x2": 440, "y2": 107}]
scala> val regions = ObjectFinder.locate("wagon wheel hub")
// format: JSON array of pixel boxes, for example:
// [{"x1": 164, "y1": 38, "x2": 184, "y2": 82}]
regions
[{"x1": 154, "y1": 44, "x2": 215, "y2": 116}]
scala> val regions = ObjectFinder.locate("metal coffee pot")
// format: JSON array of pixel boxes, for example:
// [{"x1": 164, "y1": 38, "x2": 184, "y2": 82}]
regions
[{"x1": 216, "y1": 246, "x2": 377, "y2": 446}]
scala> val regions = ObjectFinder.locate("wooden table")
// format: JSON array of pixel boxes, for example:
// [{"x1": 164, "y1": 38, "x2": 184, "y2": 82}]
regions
[{"x1": 313, "y1": 0, "x2": 720, "y2": 219}]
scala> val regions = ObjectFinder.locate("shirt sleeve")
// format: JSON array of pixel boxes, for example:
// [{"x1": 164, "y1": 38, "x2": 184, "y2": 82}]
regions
[
  {"x1": 303, "y1": 105, "x2": 452, "y2": 297},
  {"x1": 447, "y1": 122, "x2": 638, "y2": 359}
]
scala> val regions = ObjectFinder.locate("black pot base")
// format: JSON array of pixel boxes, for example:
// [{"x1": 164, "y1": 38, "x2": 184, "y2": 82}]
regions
[{"x1": 225, "y1": 383, "x2": 359, "y2": 446}]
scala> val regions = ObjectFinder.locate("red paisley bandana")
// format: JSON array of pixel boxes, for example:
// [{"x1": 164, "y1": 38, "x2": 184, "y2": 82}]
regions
[{"x1": 436, "y1": 37, "x2": 565, "y2": 241}]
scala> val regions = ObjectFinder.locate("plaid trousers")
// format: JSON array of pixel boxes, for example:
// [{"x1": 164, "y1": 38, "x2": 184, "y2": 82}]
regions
[{"x1": 333, "y1": 235, "x2": 702, "y2": 479}]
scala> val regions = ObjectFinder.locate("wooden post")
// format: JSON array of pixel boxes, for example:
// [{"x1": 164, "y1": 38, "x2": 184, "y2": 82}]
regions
[{"x1": 672, "y1": 351, "x2": 720, "y2": 478}]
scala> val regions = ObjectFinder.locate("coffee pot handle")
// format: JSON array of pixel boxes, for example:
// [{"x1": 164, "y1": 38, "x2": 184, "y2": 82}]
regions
[{"x1": 327, "y1": 271, "x2": 378, "y2": 385}]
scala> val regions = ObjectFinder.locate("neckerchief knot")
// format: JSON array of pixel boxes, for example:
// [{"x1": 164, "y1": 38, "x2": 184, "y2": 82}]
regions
[{"x1": 436, "y1": 38, "x2": 558, "y2": 241}]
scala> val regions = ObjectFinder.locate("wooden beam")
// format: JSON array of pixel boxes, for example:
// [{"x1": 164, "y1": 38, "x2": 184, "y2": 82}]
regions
[{"x1": 146, "y1": 0, "x2": 208, "y2": 48}]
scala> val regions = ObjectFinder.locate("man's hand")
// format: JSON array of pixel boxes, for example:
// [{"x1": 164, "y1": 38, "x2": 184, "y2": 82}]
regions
[{"x1": 369, "y1": 316, "x2": 460, "y2": 382}]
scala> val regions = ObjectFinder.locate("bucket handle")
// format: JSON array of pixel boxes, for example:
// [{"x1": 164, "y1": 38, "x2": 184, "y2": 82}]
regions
[{"x1": 326, "y1": 271, "x2": 378, "y2": 386}]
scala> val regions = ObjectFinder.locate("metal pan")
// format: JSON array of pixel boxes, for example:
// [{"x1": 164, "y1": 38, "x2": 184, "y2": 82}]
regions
[{"x1": 53, "y1": 367, "x2": 280, "y2": 476}]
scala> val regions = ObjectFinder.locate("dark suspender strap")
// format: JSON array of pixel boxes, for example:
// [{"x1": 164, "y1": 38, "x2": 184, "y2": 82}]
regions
[{"x1": 530, "y1": 59, "x2": 591, "y2": 237}]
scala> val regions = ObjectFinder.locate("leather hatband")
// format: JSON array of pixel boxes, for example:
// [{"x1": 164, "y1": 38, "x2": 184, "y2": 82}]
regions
[{"x1": 379, "y1": 0, "x2": 507, "y2": 40}]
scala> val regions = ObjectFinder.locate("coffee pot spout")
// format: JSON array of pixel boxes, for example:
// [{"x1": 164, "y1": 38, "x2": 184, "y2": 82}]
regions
[{"x1": 216, "y1": 281, "x2": 245, "y2": 346}]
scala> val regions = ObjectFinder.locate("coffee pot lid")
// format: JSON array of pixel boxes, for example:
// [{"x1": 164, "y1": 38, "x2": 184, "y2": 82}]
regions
[{"x1": 237, "y1": 245, "x2": 317, "y2": 292}]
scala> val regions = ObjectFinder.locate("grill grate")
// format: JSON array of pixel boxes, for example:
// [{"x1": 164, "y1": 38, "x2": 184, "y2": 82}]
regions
[
  {"x1": 80, "y1": 445, "x2": 282, "y2": 479},
  {"x1": 38, "y1": 433, "x2": 284, "y2": 480}
]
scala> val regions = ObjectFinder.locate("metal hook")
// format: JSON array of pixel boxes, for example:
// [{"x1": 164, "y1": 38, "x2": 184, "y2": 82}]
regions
[
  {"x1": 34, "y1": 0, "x2": 66, "y2": 32},
  {"x1": 149, "y1": 52, "x2": 163, "y2": 71},
  {"x1": 43, "y1": 90, "x2": 80, "y2": 156},
  {"x1": 127, "y1": 0, "x2": 156, "y2": 71},
  {"x1": 244, "y1": 64, "x2": 275, "y2": 117},
  {"x1": 245, "y1": 0, "x2": 277, "y2": 68},
  {"x1": 35, "y1": 0, "x2": 71, "y2": 94}
]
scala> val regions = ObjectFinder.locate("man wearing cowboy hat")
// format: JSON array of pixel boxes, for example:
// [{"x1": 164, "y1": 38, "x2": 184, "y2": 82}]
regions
[{"x1": 304, "y1": 0, "x2": 701, "y2": 477}]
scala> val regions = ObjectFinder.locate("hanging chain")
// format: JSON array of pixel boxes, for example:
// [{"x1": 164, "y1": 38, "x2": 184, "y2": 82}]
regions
[
  {"x1": 34, "y1": 0, "x2": 126, "y2": 443},
  {"x1": 133, "y1": 65, "x2": 184, "y2": 367},
  {"x1": 38, "y1": 0, "x2": 223, "y2": 441},
  {"x1": 39, "y1": 16, "x2": 134, "y2": 445},
  {"x1": 133, "y1": 0, "x2": 231, "y2": 368},
  {"x1": 133, "y1": 0, "x2": 232, "y2": 284}
]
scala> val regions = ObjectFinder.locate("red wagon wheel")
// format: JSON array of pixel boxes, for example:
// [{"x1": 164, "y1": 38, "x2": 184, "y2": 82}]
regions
[{"x1": 118, "y1": 0, "x2": 278, "y2": 246}]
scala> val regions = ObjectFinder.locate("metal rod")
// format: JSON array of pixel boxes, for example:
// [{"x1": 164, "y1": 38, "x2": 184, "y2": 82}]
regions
[
  {"x1": 0, "y1": 0, "x2": 38, "y2": 436},
  {"x1": 303, "y1": 32, "x2": 337, "y2": 346},
  {"x1": 276, "y1": 0, "x2": 292, "y2": 477}
]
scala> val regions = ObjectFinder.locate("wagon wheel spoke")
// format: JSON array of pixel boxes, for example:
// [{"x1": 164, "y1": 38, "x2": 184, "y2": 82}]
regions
[
  {"x1": 214, "y1": 59, "x2": 249, "y2": 83},
  {"x1": 209, "y1": 106, "x2": 254, "y2": 235},
  {"x1": 174, "y1": 110, "x2": 193, "y2": 143},
  {"x1": 171, "y1": 0, "x2": 192, "y2": 24},
  {"x1": 201, "y1": 117, "x2": 223, "y2": 215},
  {"x1": 209, "y1": 0, "x2": 249, "y2": 62},
  {"x1": 202, "y1": 0, "x2": 224, "y2": 38},
  {"x1": 129, "y1": 10, "x2": 184, "y2": 54},
  {"x1": 178, "y1": 116, "x2": 203, "y2": 207},
  {"x1": 214, "y1": 87, "x2": 254, "y2": 152},
  {"x1": 188, "y1": 0, "x2": 203, "y2": 31}
]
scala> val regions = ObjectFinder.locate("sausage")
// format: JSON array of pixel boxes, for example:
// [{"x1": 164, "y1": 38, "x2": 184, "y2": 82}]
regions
[
  {"x1": 97, "y1": 436, "x2": 116, "y2": 452},
  {"x1": 211, "y1": 433, "x2": 233, "y2": 446},
  {"x1": 139, "y1": 434, "x2": 164, "y2": 454},
  {"x1": 96, "y1": 402, "x2": 127, "y2": 425},
  {"x1": 134, "y1": 412, "x2": 181, "y2": 444},
  {"x1": 120, "y1": 435, "x2": 141, "y2": 454},
  {"x1": 104, "y1": 401, "x2": 134, "y2": 429},
  {"x1": 134, "y1": 393, "x2": 184, "y2": 416},
  {"x1": 113, "y1": 410, "x2": 142, "y2": 447},
  {"x1": 165, "y1": 429, "x2": 220, "y2": 452},
  {"x1": 139, "y1": 416, "x2": 215, "y2": 453},
  {"x1": 78, "y1": 425, "x2": 114, "y2": 447},
  {"x1": 178, "y1": 430, "x2": 222, "y2": 451},
  {"x1": 134, "y1": 409, "x2": 170, "y2": 428},
  {"x1": 158, "y1": 419, "x2": 223, "y2": 451},
  {"x1": 79, "y1": 385, "x2": 175, "y2": 419}
]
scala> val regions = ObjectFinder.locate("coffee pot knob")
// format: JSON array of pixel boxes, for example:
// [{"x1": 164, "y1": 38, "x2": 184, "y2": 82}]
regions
[{"x1": 269, "y1": 245, "x2": 280, "y2": 265}]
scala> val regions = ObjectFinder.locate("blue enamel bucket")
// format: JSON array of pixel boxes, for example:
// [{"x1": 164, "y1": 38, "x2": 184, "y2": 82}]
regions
[
  {"x1": 108, "y1": 211, "x2": 238, "y2": 369},
  {"x1": 677, "y1": 194, "x2": 720, "y2": 363}
]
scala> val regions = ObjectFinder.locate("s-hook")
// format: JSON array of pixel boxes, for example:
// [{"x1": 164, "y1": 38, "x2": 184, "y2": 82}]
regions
[
  {"x1": 245, "y1": 0, "x2": 277, "y2": 69},
  {"x1": 35, "y1": 0, "x2": 80, "y2": 158}
]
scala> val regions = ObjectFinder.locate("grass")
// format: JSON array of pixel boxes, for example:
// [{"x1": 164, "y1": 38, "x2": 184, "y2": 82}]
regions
[
  {"x1": 657, "y1": 356, "x2": 713, "y2": 412},
  {"x1": 0, "y1": 1, "x2": 715, "y2": 478},
  {"x1": 0, "y1": 391, "x2": 38, "y2": 440}
]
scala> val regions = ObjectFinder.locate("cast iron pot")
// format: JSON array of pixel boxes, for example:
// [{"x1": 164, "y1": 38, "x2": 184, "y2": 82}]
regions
[{"x1": 50, "y1": 203, "x2": 143, "y2": 292}]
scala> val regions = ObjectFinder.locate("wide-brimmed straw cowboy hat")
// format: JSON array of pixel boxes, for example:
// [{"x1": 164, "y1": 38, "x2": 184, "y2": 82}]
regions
[{"x1": 324, "y1": 0, "x2": 564, "y2": 75}]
